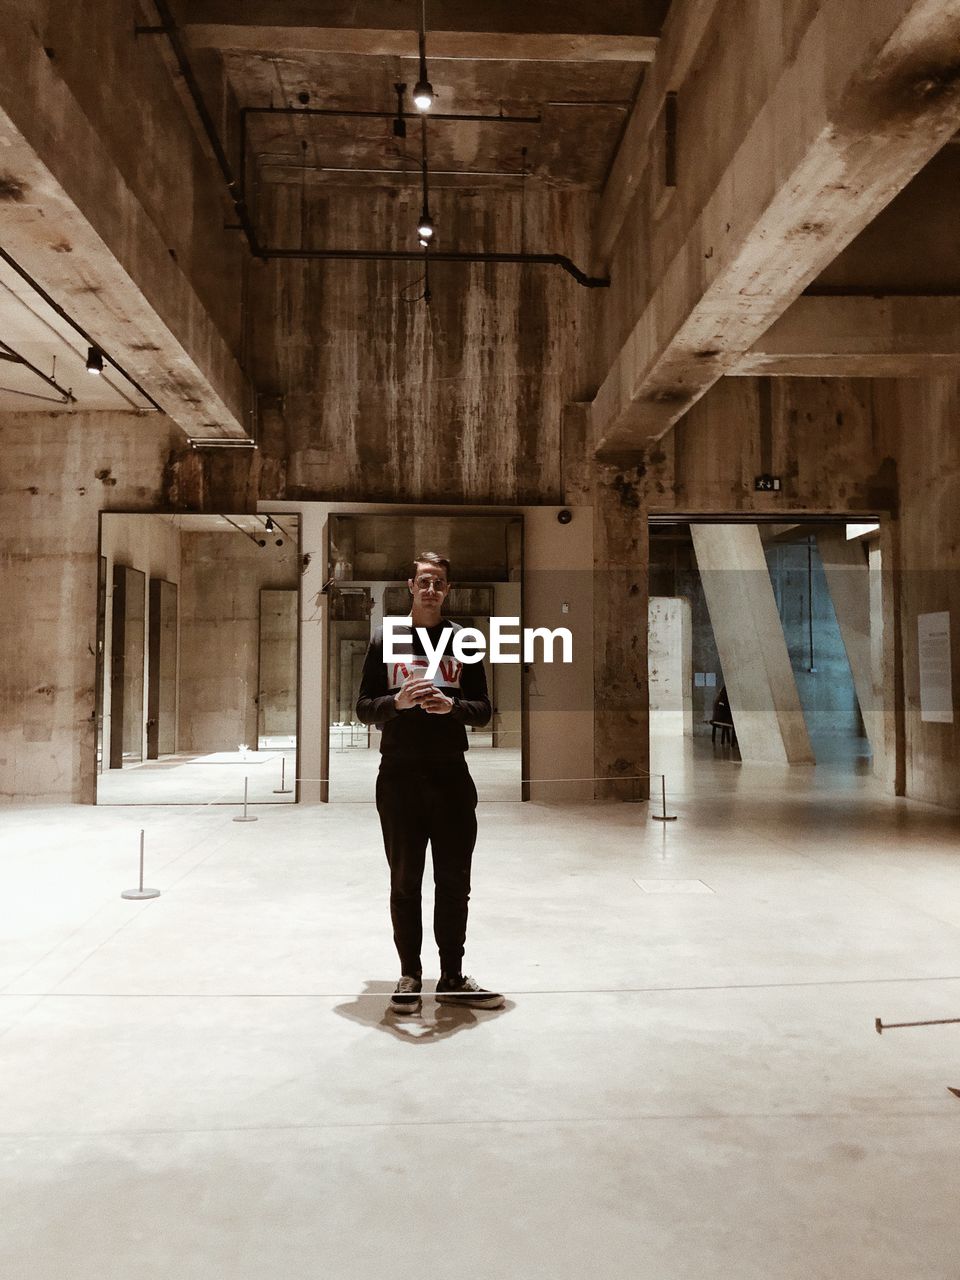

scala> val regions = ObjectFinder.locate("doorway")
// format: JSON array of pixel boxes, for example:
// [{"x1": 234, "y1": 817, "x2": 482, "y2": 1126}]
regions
[
  {"x1": 322, "y1": 513, "x2": 524, "y2": 802},
  {"x1": 649, "y1": 516, "x2": 885, "y2": 784},
  {"x1": 95, "y1": 512, "x2": 301, "y2": 806}
]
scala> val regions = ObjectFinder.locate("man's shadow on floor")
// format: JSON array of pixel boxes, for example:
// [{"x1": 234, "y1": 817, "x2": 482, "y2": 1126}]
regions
[{"x1": 334, "y1": 980, "x2": 514, "y2": 1043}]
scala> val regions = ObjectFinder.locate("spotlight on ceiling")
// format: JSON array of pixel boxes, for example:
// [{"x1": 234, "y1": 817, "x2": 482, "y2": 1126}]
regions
[
  {"x1": 86, "y1": 347, "x2": 104, "y2": 376},
  {"x1": 413, "y1": 79, "x2": 433, "y2": 112},
  {"x1": 265, "y1": 516, "x2": 275, "y2": 533},
  {"x1": 416, "y1": 211, "x2": 434, "y2": 240},
  {"x1": 419, "y1": 237, "x2": 430, "y2": 249}
]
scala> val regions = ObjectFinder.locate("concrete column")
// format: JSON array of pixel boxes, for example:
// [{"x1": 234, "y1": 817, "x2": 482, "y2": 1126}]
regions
[
  {"x1": 593, "y1": 464, "x2": 649, "y2": 799},
  {"x1": 690, "y1": 524, "x2": 814, "y2": 765},
  {"x1": 648, "y1": 597, "x2": 693, "y2": 736},
  {"x1": 816, "y1": 529, "x2": 884, "y2": 771},
  {"x1": 878, "y1": 521, "x2": 906, "y2": 797}
]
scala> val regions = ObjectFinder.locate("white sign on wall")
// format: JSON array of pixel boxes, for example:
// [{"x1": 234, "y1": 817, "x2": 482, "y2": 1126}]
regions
[{"x1": 918, "y1": 611, "x2": 954, "y2": 724}]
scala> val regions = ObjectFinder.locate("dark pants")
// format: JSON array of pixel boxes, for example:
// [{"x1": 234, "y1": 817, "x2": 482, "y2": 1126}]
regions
[{"x1": 375, "y1": 758, "x2": 478, "y2": 977}]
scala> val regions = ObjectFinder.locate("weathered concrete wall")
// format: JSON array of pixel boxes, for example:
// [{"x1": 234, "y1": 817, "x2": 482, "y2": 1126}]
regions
[
  {"x1": 0, "y1": 411, "x2": 181, "y2": 803},
  {"x1": 874, "y1": 377, "x2": 960, "y2": 808},
  {"x1": 244, "y1": 186, "x2": 599, "y2": 504},
  {"x1": 178, "y1": 531, "x2": 299, "y2": 753},
  {"x1": 647, "y1": 377, "x2": 898, "y2": 516}
]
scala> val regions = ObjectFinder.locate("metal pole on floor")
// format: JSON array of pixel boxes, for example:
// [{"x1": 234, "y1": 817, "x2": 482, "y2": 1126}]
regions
[
  {"x1": 650, "y1": 774, "x2": 677, "y2": 822},
  {"x1": 875, "y1": 1015, "x2": 960, "y2": 1034},
  {"x1": 273, "y1": 756, "x2": 292, "y2": 795},
  {"x1": 121, "y1": 829, "x2": 161, "y2": 900},
  {"x1": 233, "y1": 776, "x2": 259, "y2": 823}
]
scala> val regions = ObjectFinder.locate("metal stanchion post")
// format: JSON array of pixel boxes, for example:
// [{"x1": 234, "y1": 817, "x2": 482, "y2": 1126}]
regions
[
  {"x1": 233, "y1": 776, "x2": 259, "y2": 823},
  {"x1": 273, "y1": 756, "x2": 293, "y2": 795},
  {"x1": 121, "y1": 829, "x2": 161, "y2": 900},
  {"x1": 650, "y1": 773, "x2": 677, "y2": 822}
]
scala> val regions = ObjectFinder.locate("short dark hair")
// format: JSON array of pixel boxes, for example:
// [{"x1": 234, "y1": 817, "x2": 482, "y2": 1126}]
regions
[{"x1": 413, "y1": 550, "x2": 450, "y2": 579}]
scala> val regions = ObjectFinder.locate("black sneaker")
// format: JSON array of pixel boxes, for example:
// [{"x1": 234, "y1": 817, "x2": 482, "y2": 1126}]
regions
[
  {"x1": 435, "y1": 974, "x2": 504, "y2": 1009},
  {"x1": 390, "y1": 975, "x2": 422, "y2": 1014}
]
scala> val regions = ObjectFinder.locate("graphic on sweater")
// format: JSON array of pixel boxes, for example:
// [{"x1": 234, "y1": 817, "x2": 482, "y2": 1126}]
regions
[{"x1": 388, "y1": 656, "x2": 463, "y2": 691}]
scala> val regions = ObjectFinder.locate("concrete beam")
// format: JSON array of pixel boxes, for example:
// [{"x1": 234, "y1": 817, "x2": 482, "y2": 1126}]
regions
[
  {"x1": 180, "y1": 0, "x2": 661, "y2": 61},
  {"x1": 690, "y1": 524, "x2": 814, "y2": 766},
  {"x1": 593, "y1": 0, "x2": 960, "y2": 457},
  {"x1": 733, "y1": 295, "x2": 960, "y2": 377},
  {"x1": 0, "y1": 13, "x2": 251, "y2": 440},
  {"x1": 595, "y1": 0, "x2": 720, "y2": 265}
]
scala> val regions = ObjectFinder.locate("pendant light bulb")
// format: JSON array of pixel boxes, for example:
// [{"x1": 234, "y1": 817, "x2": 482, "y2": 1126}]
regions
[{"x1": 413, "y1": 79, "x2": 433, "y2": 111}]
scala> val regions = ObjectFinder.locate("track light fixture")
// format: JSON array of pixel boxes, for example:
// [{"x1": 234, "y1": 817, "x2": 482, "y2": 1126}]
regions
[
  {"x1": 414, "y1": 0, "x2": 432, "y2": 111},
  {"x1": 417, "y1": 212, "x2": 434, "y2": 240},
  {"x1": 264, "y1": 516, "x2": 275, "y2": 533},
  {"x1": 86, "y1": 346, "x2": 104, "y2": 376}
]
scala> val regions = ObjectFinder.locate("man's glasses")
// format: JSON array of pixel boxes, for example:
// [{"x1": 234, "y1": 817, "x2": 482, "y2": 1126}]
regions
[{"x1": 415, "y1": 576, "x2": 447, "y2": 591}]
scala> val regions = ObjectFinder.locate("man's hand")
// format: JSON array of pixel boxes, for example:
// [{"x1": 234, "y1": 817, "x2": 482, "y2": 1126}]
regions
[
  {"x1": 422, "y1": 689, "x2": 454, "y2": 715},
  {"x1": 394, "y1": 677, "x2": 434, "y2": 711}
]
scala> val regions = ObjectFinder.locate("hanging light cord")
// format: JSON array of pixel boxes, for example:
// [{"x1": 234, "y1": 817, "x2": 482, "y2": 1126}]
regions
[
  {"x1": 418, "y1": 0, "x2": 428, "y2": 85},
  {"x1": 420, "y1": 112, "x2": 431, "y2": 228}
]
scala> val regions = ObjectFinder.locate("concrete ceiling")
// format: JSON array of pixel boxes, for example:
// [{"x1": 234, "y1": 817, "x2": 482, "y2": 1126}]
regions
[
  {"x1": 0, "y1": 255, "x2": 157, "y2": 413},
  {"x1": 178, "y1": 2, "x2": 674, "y2": 192},
  {"x1": 236, "y1": 55, "x2": 643, "y2": 191}
]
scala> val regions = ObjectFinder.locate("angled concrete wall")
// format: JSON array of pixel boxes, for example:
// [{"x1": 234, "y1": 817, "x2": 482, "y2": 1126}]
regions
[{"x1": 690, "y1": 524, "x2": 814, "y2": 766}]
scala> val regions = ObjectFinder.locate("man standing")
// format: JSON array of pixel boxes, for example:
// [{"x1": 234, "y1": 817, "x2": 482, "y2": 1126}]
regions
[{"x1": 356, "y1": 551, "x2": 504, "y2": 1014}]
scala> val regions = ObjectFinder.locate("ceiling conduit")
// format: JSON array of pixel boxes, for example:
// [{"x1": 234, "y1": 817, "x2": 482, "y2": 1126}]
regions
[{"x1": 142, "y1": 0, "x2": 611, "y2": 289}]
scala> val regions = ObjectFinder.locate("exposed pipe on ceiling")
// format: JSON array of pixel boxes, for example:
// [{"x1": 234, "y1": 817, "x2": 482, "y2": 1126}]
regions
[
  {"x1": 141, "y1": 3, "x2": 610, "y2": 288},
  {"x1": 264, "y1": 163, "x2": 530, "y2": 180},
  {"x1": 0, "y1": 338, "x2": 76, "y2": 403},
  {"x1": 0, "y1": 247, "x2": 162, "y2": 410},
  {"x1": 145, "y1": 0, "x2": 259, "y2": 249},
  {"x1": 260, "y1": 247, "x2": 610, "y2": 288},
  {"x1": 242, "y1": 105, "x2": 542, "y2": 125}
]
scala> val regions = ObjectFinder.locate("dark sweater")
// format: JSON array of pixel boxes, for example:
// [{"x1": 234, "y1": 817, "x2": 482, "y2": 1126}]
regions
[{"x1": 355, "y1": 621, "x2": 492, "y2": 760}]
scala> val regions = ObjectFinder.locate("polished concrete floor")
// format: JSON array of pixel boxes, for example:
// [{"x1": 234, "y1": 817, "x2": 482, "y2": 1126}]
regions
[
  {"x1": 95, "y1": 749, "x2": 298, "y2": 806},
  {"x1": 2, "y1": 734, "x2": 960, "y2": 1278},
  {"x1": 95, "y1": 734, "x2": 522, "y2": 805}
]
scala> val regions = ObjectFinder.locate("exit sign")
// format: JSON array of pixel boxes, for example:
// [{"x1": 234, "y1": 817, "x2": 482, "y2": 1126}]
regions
[{"x1": 754, "y1": 474, "x2": 782, "y2": 492}]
